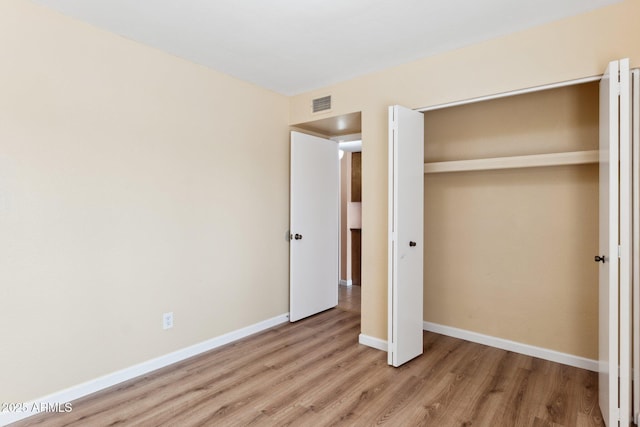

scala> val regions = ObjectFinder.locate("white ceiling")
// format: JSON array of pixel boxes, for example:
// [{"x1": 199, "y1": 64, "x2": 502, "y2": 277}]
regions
[{"x1": 33, "y1": 0, "x2": 623, "y2": 95}]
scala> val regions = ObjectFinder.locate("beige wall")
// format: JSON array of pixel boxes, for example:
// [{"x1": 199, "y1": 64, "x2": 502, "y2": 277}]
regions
[
  {"x1": 290, "y1": 0, "x2": 640, "y2": 348},
  {"x1": 1, "y1": 1, "x2": 289, "y2": 402}
]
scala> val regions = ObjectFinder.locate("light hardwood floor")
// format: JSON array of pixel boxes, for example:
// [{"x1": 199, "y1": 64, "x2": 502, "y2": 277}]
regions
[{"x1": 13, "y1": 285, "x2": 603, "y2": 426}]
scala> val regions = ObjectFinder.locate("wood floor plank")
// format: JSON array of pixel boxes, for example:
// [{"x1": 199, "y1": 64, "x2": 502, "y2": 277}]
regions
[
  {"x1": 576, "y1": 412, "x2": 606, "y2": 427},
  {"x1": 574, "y1": 367, "x2": 601, "y2": 423},
  {"x1": 359, "y1": 335, "x2": 478, "y2": 425},
  {"x1": 12, "y1": 286, "x2": 604, "y2": 427},
  {"x1": 40, "y1": 314, "x2": 344, "y2": 426},
  {"x1": 177, "y1": 323, "x2": 363, "y2": 426},
  {"x1": 272, "y1": 352, "x2": 389, "y2": 426},
  {"x1": 491, "y1": 366, "x2": 535, "y2": 426},
  {"x1": 244, "y1": 345, "x2": 382, "y2": 426},
  {"x1": 451, "y1": 349, "x2": 522, "y2": 425},
  {"x1": 419, "y1": 345, "x2": 506, "y2": 426},
  {"x1": 117, "y1": 316, "x2": 361, "y2": 426}
]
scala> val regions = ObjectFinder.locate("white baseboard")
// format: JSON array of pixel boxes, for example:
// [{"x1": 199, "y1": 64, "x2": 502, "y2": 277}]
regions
[
  {"x1": 0, "y1": 313, "x2": 290, "y2": 426},
  {"x1": 339, "y1": 280, "x2": 352, "y2": 287},
  {"x1": 358, "y1": 333, "x2": 387, "y2": 352},
  {"x1": 423, "y1": 321, "x2": 598, "y2": 372}
]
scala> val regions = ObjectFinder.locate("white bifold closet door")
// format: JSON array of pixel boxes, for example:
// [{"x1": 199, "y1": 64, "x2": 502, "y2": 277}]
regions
[
  {"x1": 388, "y1": 105, "x2": 424, "y2": 367},
  {"x1": 598, "y1": 58, "x2": 632, "y2": 427},
  {"x1": 386, "y1": 59, "x2": 637, "y2": 422},
  {"x1": 289, "y1": 131, "x2": 339, "y2": 322}
]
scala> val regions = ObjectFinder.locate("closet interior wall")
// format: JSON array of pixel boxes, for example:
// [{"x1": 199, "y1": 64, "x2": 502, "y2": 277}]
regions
[{"x1": 423, "y1": 82, "x2": 599, "y2": 360}]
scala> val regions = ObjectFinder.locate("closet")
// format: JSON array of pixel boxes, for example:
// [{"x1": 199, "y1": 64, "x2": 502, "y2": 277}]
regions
[
  {"x1": 388, "y1": 59, "x2": 639, "y2": 427},
  {"x1": 423, "y1": 82, "x2": 599, "y2": 360}
]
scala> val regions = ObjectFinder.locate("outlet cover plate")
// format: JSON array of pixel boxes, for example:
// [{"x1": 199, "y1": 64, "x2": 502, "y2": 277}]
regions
[{"x1": 163, "y1": 312, "x2": 174, "y2": 330}]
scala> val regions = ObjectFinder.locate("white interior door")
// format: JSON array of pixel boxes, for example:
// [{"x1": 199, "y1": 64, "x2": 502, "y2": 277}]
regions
[
  {"x1": 598, "y1": 58, "x2": 632, "y2": 427},
  {"x1": 388, "y1": 105, "x2": 424, "y2": 367},
  {"x1": 290, "y1": 131, "x2": 339, "y2": 322}
]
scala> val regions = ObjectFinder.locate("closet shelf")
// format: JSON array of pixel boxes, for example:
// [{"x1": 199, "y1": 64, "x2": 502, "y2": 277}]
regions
[{"x1": 423, "y1": 150, "x2": 598, "y2": 174}]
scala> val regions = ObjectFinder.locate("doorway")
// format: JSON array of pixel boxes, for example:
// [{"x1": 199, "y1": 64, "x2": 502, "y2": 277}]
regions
[
  {"x1": 338, "y1": 137, "x2": 362, "y2": 287},
  {"x1": 338, "y1": 138, "x2": 362, "y2": 313},
  {"x1": 291, "y1": 111, "x2": 362, "y2": 314}
]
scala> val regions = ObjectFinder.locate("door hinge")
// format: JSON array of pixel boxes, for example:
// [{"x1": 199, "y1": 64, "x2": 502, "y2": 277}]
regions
[
  {"x1": 618, "y1": 245, "x2": 622, "y2": 258},
  {"x1": 616, "y1": 407, "x2": 621, "y2": 421}
]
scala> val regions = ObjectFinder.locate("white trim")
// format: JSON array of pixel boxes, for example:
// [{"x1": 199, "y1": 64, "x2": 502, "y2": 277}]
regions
[
  {"x1": 359, "y1": 333, "x2": 388, "y2": 352},
  {"x1": 0, "y1": 313, "x2": 290, "y2": 426},
  {"x1": 330, "y1": 133, "x2": 362, "y2": 143},
  {"x1": 423, "y1": 150, "x2": 598, "y2": 174},
  {"x1": 339, "y1": 280, "x2": 353, "y2": 287},
  {"x1": 632, "y1": 68, "x2": 640, "y2": 422},
  {"x1": 417, "y1": 75, "x2": 601, "y2": 112},
  {"x1": 387, "y1": 106, "x2": 396, "y2": 365},
  {"x1": 618, "y1": 57, "x2": 633, "y2": 427},
  {"x1": 423, "y1": 321, "x2": 598, "y2": 372}
]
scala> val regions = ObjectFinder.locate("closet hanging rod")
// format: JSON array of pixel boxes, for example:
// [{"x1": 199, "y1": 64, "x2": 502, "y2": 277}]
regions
[{"x1": 424, "y1": 150, "x2": 599, "y2": 174}]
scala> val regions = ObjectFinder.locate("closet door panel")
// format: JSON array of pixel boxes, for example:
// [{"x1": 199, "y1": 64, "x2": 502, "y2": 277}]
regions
[
  {"x1": 598, "y1": 58, "x2": 618, "y2": 427},
  {"x1": 388, "y1": 105, "x2": 424, "y2": 367},
  {"x1": 598, "y1": 58, "x2": 632, "y2": 427},
  {"x1": 618, "y1": 59, "x2": 632, "y2": 427},
  {"x1": 633, "y1": 68, "x2": 640, "y2": 426}
]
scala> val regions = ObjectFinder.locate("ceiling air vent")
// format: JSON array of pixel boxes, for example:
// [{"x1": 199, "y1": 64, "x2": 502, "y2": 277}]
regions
[{"x1": 312, "y1": 95, "x2": 332, "y2": 113}]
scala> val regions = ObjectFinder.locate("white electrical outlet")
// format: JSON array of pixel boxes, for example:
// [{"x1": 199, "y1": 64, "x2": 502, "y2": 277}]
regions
[{"x1": 163, "y1": 312, "x2": 174, "y2": 330}]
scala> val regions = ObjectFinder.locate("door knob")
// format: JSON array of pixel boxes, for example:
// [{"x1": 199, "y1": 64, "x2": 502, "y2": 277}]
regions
[
  {"x1": 409, "y1": 241, "x2": 417, "y2": 247},
  {"x1": 294, "y1": 234, "x2": 303, "y2": 240},
  {"x1": 594, "y1": 255, "x2": 605, "y2": 263}
]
